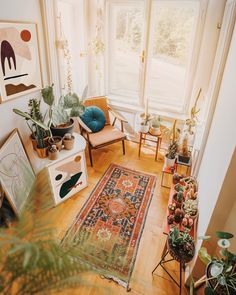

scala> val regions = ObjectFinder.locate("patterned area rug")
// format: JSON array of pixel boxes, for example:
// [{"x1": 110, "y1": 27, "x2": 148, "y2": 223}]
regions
[{"x1": 62, "y1": 164, "x2": 156, "y2": 288}]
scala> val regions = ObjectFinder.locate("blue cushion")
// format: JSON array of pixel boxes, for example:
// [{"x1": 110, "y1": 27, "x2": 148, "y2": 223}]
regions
[{"x1": 80, "y1": 106, "x2": 106, "y2": 133}]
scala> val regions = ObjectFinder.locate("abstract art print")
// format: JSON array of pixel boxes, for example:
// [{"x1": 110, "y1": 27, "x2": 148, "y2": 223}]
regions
[
  {"x1": 0, "y1": 22, "x2": 42, "y2": 103},
  {"x1": 0, "y1": 129, "x2": 35, "y2": 215},
  {"x1": 48, "y1": 152, "x2": 88, "y2": 205}
]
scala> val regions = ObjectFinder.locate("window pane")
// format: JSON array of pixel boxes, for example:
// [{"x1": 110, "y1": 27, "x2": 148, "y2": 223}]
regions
[
  {"x1": 108, "y1": 2, "x2": 144, "y2": 102},
  {"x1": 148, "y1": 1, "x2": 199, "y2": 111}
]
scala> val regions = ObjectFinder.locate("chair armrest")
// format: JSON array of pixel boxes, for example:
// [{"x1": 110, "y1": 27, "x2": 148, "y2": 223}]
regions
[
  {"x1": 108, "y1": 106, "x2": 128, "y2": 123},
  {"x1": 77, "y1": 117, "x2": 92, "y2": 133}
]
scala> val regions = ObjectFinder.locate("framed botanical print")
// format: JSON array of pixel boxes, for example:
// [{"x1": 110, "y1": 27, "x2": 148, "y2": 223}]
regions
[
  {"x1": 0, "y1": 21, "x2": 42, "y2": 103},
  {"x1": 47, "y1": 151, "x2": 88, "y2": 205},
  {"x1": 0, "y1": 129, "x2": 35, "y2": 215}
]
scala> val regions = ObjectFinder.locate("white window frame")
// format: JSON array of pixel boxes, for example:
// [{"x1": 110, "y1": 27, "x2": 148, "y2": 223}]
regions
[{"x1": 105, "y1": 0, "x2": 208, "y2": 118}]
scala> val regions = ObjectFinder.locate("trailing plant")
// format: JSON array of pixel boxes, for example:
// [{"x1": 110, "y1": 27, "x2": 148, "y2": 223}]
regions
[{"x1": 196, "y1": 231, "x2": 236, "y2": 295}]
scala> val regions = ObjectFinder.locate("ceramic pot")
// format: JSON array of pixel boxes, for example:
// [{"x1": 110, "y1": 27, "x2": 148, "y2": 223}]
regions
[
  {"x1": 164, "y1": 156, "x2": 176, "y2": 168},
  {"x1": 139, "y1": 124, "x2": 149, "y2": 133},
  {"x1": 48, "y1": 150, "x2": 59, "y2": 161},
  {"x1": 149, "y1": 126, "x2": 160, "y2": 135},
  {"x1": 51, "y1": 118, "x2": 74, "y2": 137},
  {"x1": 30, "y1": 134, "x2": 49, "y2": 151},
  {"x1": 63, "y1": 135, "x2": 75, "y2": 150},
  {"x1": 48, "y1": 136, "x2": 63, "y2": 151}
]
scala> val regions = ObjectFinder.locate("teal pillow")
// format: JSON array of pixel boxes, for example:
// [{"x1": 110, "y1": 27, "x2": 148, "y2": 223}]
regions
[{"x1": 80, "y1": 106, "x2": 106, "y2": 133}]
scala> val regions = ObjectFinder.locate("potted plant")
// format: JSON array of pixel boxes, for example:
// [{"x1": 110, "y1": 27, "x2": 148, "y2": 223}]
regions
[
  {"x1": 164, "y1": 140, "x2": 178, "y2": 167},
  {"x1": 167, "y1": 227, "x2": 195, "y2": 263},
  {"x1": 181, "y1": 214, "x2": 194, "y2": 230},
  {"x1": 63, "y1": 133, "x2": 75, "y2": 150},
  {"x1": 42, "y1": 85, "x2": 85, "y2": 137},
  {"x1": 173, "y1": 191, "x2": 184, "y2": 208},
  {"x1": 197, "y1": 231, "x2": 236, "y2": 295},
  {"x1": 150, "y1": 115, "x2": 161, "y2": 135},
  {"x1": 174, "y1": 208, "x2": 184, "y2": 224},
  {"x1": 168, "y1": 202, "x2": 177, "y2": 215},
  {"x1": 178, "y1": 135, "x2": 191, "y2": 164},
  {"x1": 48, "y1": 136, "x2": 63, "y2": 151},
  {"x1": 183, "y1": 199, "x2": 198, "y2": 220},
  {"x1": 48, "y1": 144, "x2": 59, "y2": 161},
  {"x1": 138, "y1": 113, "x2": 152, "y2": 133}
]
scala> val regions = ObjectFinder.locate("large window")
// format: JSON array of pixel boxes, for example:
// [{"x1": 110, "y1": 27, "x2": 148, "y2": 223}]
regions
[{"x1": 106, "y1": 0, "x2": 201, "y2": 114}]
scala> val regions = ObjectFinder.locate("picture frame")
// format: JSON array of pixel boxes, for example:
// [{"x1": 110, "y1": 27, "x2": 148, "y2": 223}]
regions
[
  {"x1": 0, "y1": 129, "x2": 35, "y2": 215},
  {"x1": 47, "y1": 151, "x2": 88, "y2": 205},
  {"x1": 0, "y1": 21, "x2": 42, "y2": 103}
]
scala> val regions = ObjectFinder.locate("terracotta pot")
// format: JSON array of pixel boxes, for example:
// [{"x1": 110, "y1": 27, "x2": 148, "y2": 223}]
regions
[
  {"x1": 50, "y1": 118, "x2": 74, "y2": 137},
  {"x1": 30, "y1": 134, "x2": 49, "y2": 151},
  {"x1": 149, "y1": 126, "x2": 160, "y2": 136},
  {"x1": 63, "y1": 136, "x2": 75, "y2": 150},
  {"x1": 48, "y1": 150, "x2": 59, "y2": 161},
  {"x1": 36, "y1": 147, "x2": 48, "y2": 159},
  {"x1": 48, "y1": 136, "x2": 63, "y2": 151}
]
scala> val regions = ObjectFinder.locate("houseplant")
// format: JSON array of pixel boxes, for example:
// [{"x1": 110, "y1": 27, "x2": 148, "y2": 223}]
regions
[
  {"x1": 168, "y1": 226, "x2": 195, "y2": 263},
  {"x1": 178, "y1": 135, "x2": 191, "y2": 164},
  {"x1": 197, "y1": 231, "x2": 236, "y2": 295},
  {"x1": 48, "y1": 144, "x2": 59, "y2": 161},
  {"x1": 164, "y1": 140, "x2": 178, "y2": 167},
  {"x1": 63, "y1": 133, "x2": 75, "y2": 150},
  {"x1": 183, "y1": 199, "x2": 198, "y2": 219},
  {"x1": 173, "y1": 191, "x2": 184, "y2": 208},
  {"x1": 42, "y1": 85, "x2": 85, "y2": 137},
  {"x1": 150, "y1": 115, "x2": 161, "y2": 135},
  {"x1": 138, "y1": 113, "x2": 152, "y2": 133}
]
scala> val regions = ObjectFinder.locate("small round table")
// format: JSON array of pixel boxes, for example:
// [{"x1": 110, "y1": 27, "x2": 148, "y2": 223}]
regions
[{"x1": 138, "y1": 130, "x2": 162, "y2": 161}]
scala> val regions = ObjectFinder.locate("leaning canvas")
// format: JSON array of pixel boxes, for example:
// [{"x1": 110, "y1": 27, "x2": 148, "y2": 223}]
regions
[
  {"x1": 0, "y1": 129, "x2": 35, "y2": 214},
  {"x1": 0, "y1": 22, "x2": 42, "y2": 102}
]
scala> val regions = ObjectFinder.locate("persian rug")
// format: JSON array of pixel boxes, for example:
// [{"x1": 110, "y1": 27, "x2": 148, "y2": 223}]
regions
[{"x1": 62, "y1": 163, "x2": 156, "y2": 288}]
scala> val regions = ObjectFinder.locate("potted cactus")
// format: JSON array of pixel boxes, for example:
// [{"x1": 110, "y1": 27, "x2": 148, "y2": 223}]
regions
[
  {"x1": 164, "y1": 140, "x2": 178, "y2": 168},
  {"x1": 183, "y1": 199, "x2": 198, "y2": 219},
  {"x1": 174, "y1": 208, "x2": 184, "y2": 224},
  {"x1": 63, "y1": 133, "x2": 75, "y2": 150},
  {"x1": 178, "y1": 135, "x2": 191, "y2": 164},
  {"x1": 48, "y1": 145, "x2": 59, "y2": 161},
  {"x1": 173, "y1": 191, "x2": 184, "y2": 208},
  {"x1": 181, "y1": 214, "x2": 194, "y2": 229}
]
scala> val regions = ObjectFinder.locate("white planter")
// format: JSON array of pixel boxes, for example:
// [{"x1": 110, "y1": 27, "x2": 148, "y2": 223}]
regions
[
  {"x1": 164, "y1": 156, "x2": 176, "y2": 168},
  {"x1": 139, "y1": 124, "x2": 149, "y2": 133}
]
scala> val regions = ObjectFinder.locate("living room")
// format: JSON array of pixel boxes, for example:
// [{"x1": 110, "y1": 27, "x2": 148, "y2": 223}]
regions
[{"x1": 0, "y1": 0, "x2": 235, "y2": 294}]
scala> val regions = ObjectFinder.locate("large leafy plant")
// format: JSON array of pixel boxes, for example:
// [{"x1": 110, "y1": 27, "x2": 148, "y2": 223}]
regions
[{"x1": 197, "y1": 231, "x2": 236, "y2": 295}]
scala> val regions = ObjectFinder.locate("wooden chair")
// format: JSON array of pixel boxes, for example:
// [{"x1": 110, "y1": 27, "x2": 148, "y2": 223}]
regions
[{"x1": 77, "y1": 96, "x2": 127, "y2": 166}]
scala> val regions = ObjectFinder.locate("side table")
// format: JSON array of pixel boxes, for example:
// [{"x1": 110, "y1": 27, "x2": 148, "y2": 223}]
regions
[
  {"x1": 26, "y1": 133, "x2": 88, "y2": 206},
  {"x1": 138, "y1": 131, "x2": 162, "y2": 161}
]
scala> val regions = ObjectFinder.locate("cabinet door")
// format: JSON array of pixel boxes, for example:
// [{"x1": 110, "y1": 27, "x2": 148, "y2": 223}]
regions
[{"x1": 47, "y1": 151, "x2": 88, "y2": 205}]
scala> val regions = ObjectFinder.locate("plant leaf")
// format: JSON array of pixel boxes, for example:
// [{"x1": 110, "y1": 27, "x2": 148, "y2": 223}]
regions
[
  {"x1": 216, "y1": 231, "x2": 234, "y2": 239},
  {"x1": 198, "y1": 247, "x2": 212, "y2": 265}
]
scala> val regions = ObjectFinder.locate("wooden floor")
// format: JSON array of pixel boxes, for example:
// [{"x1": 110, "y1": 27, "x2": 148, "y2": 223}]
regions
[{"x1": 36, "y1": 140, "x2": 190, "y2": 295}]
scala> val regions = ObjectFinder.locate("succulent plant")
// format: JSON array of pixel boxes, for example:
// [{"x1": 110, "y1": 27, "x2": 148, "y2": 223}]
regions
[
  {"x1": 48, "y1": 144, "x2": 57, "y2": 153},
  {"x1": 183, "y1": 199, "x2": 198, "y2": 217},
  {"x1": 174, "y1": 208, "x2": 184, "y2": 223}
]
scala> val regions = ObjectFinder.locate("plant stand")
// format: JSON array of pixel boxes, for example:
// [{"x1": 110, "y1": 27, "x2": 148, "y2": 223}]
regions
[
  {"x1": 161, "y1": 164, "x2": 177, "y2": 188},
  {"x1": 138, "y1": 131, "x2": 162, "y2": 161},
  {"x1": 152, "y1": 240, "x2": 184, "y2": 295}
]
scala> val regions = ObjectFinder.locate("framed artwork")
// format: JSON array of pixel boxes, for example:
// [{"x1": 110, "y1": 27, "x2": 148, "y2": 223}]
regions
[
  {"x1": 0, "y1": 21, "x2": 42, "y2": 103},
  {"x1": 47, "y1": 152, "x2": 88, "y2": 205},
  {"x1": 0, "y1": 129, "x2": 35, "y2": 215}
]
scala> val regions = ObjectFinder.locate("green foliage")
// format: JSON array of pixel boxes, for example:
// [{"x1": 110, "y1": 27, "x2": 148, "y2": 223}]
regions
[
  {"x1": 0, "y1": 197, "x2": 96, "y2": 295},
  {"x1": 151, "y1": 115, "x2": 161, "y2": 128},
  {"x1": 168, "y1": 227, "x2": 194, "y2": 256},
  {"x1": 166, "y1": 140, "x2": 178, "y2": 159},
  {"x1": 176, "y1": 191, "x2": 184, "y2": 203}
]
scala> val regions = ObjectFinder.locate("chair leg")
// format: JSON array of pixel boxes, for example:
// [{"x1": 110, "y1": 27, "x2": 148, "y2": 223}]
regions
[
  {"x1": 88, "y1": 145, "x2": 93, "y2": 167},
  {"x1": 122, "y1": 140, "x2": 125, "y2": 155}
]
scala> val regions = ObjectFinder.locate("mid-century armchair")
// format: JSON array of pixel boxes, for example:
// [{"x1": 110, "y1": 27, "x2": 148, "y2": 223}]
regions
[{"x1": 77, "y1": 96, "x2": 127, "y2": 166}]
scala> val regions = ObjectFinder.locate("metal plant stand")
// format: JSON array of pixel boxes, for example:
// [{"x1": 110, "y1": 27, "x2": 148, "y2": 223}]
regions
[{"x1": 152, "y1": 249, "x2": 184, "y2": 295}]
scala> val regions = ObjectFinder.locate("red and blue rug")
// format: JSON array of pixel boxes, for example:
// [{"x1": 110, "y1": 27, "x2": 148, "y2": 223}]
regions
[{"x1": 62, "y1": 163, "x2": 156, "y2": 288}]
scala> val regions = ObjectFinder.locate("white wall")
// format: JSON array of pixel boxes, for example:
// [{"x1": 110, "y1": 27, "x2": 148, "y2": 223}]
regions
[
  {"x1": 0, "y1": 0, "x2": 48, "y2": 147},
  {"x1": 188, "y1": 20, "x2": 236, "y2": 278}
]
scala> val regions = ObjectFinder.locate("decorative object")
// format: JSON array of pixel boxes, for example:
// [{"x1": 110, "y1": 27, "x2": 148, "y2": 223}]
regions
[
  {"x1": 167, "y1": 227, "x2": 195, "y2": 263},
  {"x1": 47, "y1": 152, "x2": 87, "y2": 205},
  {"x1": 183, "y1": 199, "x2": 198, "y2": 219},
  {"x1": 80, "y1": 106, "x2": 106, "y2": 133},
  {"x1": 62, "y1": 164, "x2": 156, "y2": 290},
  {"x1": 150, "y1": 115, "x2": 161, "y2": 135},
  {"x1": 63, "y1": 133, "x2": 75, "y2": 150},
  {"x1": 197, "y1": 231, "x2": 236, "y2": 295},
  {"x1": 48, "y1": 145, "x2": 59, "y2": 161},
  {"x1": 0, "y1": 129, "x2": 35, "y2": 214},
  {"x1": 0, "y1": 22, "x2": 42, "y2": 103}
]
